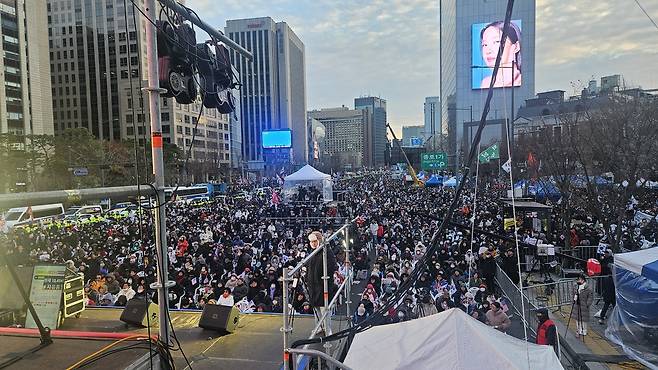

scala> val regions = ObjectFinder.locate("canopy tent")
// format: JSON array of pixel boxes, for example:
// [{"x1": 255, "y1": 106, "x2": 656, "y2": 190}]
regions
[
  {"x1": 606, "y1": 247, "x2": 658, "y2": 370},
  {"x1": 425, "y1": 175, "x2": 443, "y2": 187},
  {"x1": 282, "y1": 165, "x2": 333, "y2": 202},
  {"x1": 443, "y1": 176, "x2": 458, "y2": 187},
  {"x1": 344, "y1": 308, "x2": 563, "y2": 370}
]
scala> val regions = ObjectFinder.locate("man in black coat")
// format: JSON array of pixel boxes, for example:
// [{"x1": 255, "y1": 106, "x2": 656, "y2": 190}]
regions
[
  {"x1": 501, "y1": 248, "x2": 520, "y2": 284},
  {"x1": 306, "y1": 231, "x2": 337, "y2": 333}
]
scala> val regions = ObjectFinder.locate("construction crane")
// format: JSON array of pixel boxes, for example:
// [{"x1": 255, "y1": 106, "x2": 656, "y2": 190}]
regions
[{"x1": 387, "y1": 123, "x2": 423, "y2": 187}]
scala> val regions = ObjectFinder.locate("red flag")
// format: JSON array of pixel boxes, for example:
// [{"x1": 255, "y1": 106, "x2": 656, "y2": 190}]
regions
[{"x1": 272, "y1": 191, "x2": 281, "y2": 205}]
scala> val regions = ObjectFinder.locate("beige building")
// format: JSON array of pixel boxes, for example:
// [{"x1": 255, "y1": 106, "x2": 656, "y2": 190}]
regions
[
  {"x1": 0, "y1": 0, "x2": 53, "y2": 136},
  {"x1": 308, "y1": 107, "x2": 371, "y2": 170}
]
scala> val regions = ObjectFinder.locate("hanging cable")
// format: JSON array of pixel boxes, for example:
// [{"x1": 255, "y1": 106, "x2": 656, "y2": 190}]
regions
[
  {"x1": 290, "y1": 0, "x2": 518, "y2": 357},
  {"x1": 500, "y1": 51, "x2": 531, "y2": 369},
  {"x1": 467, "y1": 141, "x2": 481, "y2": 287}
]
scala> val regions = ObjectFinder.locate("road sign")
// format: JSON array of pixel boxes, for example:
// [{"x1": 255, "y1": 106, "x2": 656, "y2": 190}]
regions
[
  {"x1": 73, "y1": 167, "x2": 88, "y2": 176},
  {"x1": 410, "y1": 137, "x2": 422, "y2": 147},
  {"x1": 421, "y1": 152, "x2": 447, "y2": 170},
  {"x1": 478, "y1": 144, "x2": 499, "y2": 163}
]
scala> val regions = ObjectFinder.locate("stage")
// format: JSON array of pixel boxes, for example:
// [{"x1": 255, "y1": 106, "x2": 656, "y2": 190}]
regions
[{"x1": 0, "y1": 307, "x2": 319, "y2": 370}]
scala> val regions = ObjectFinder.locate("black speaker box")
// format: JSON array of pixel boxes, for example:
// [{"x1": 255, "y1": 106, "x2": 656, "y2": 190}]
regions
[
  {"x1": 198, "y1": 304, "x2": 240, "y2": 333},
  {"x1": 120, "y1": 298, "x2": 159, "y2": 327}
]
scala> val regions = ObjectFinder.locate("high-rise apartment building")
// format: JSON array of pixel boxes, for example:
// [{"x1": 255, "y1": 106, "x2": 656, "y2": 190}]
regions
[
  {"x1": 47, "y1": 0, "x2": 232, "y2": 179},
  {"x1": 355, "y1": 96, "x2": 386, "y2": 167},
  {"x1": 439, "y1": 0, "x2": 535, "y2": 167},
  {"x1": 308, "y1": 107, "x2": 371, "y2": 170},
  {"x1": 225, "y1": 17, "x2": 308, "y2": 170},
  {"x1": 0, "y1": 0, "x2": 53, "y2": 136}
]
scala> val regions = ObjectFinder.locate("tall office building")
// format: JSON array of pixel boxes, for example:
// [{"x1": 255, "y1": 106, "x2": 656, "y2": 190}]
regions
[
  {"x1": 423, "y1": 96, "x2": 442, "y2": 141},
  {"x1": 48, "y1": 1, "x2": 232, "y2": 178},
  {"x1": 439, "y1": 0, "x2": 535, "y2": 166},
  {"x1": 0, "y1": 0, "x2": 53, "y2": 136},
  {"x1": 308, "y1": 107, "x2": 371, "y2": 170},
  {"x1": 225, "y1": 17, "x2": 308, "y2": 170},
  {"x1": 355, "y1": 96, "x2": 386, "y2": 167}
]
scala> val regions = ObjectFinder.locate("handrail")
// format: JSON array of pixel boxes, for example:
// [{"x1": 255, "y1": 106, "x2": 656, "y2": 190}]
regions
[
  {"x1": 309, "y1": 272, "x2": 350, "y2": 338},
  {"x1": 287, "y1": 348, "x2": 354, "y2": 370},
  {"x1": 288, "y1": 217, "x2": 358, "y2": 276},
  {"x1": 282, "y1": 216, "x2": 358, "y2": 370}
]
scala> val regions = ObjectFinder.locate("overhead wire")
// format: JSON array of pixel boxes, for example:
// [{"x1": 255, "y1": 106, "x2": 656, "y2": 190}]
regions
[
  {"x1": 633, "y1": 0, "x2": 658, "y2": 31},
  {"x1": 500, "y1": 46, "x2": 531, "y2": 368},
  {"x1": 290, "y1": 0, "x2": 518, "y2": 358}
]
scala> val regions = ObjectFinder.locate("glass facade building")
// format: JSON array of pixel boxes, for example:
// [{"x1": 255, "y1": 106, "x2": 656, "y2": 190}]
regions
[{"x1": 440, "y1": 0, "x2": 535, "y2": 168}]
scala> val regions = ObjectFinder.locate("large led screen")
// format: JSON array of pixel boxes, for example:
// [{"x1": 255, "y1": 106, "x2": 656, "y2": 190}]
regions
[
  {"x1": 262, "y1": 129, "x2": 292, "y2": 149},
  {"x1": 472, "y1": 20, "x2": 522, "y2": 89}
]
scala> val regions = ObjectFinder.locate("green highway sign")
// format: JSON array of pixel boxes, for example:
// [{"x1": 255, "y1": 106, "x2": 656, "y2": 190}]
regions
[
  {"x1": 421, "y1": 152, "x2": 447, "y2": 170},
  {"x1": 478, "y1": 143, "x2": 500, "y2": 163}
]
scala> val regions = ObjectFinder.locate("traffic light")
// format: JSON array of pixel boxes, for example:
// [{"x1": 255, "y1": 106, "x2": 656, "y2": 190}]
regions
[{"x1": 156, "y1": 20, "x2": 197, "y2": 104}]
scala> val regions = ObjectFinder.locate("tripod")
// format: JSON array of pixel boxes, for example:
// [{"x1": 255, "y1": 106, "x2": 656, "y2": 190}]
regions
[{"x1": 524, "y1": 254, "x2": 552, "y2": 286}]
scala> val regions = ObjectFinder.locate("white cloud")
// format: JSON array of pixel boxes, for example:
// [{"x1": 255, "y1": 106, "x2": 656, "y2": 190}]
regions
[{"x1": 185, "y1": 0, "x2": 658, "y2": 134}]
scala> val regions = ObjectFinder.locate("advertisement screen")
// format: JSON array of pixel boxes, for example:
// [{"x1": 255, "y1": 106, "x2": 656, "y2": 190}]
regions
[
  {"x1": 472, "y1": 20, "x2": 522, "y2": 89},
  {"x1": 262, "y1": 130, "x2": 292, "y2": 149}
]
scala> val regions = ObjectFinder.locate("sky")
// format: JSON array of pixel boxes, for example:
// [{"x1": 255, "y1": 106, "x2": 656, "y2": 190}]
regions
[{"x1": 188, "y1": 0, "x2": 658, "y2": 136}]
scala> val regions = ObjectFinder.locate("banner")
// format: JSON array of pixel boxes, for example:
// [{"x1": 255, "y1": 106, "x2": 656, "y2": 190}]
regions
[
  {"x1": 478, "y1": 144, "x2": 499, "y2": 163},
  {"x1": 26, "y1": 265, "x2": 66, "y2": 329}
]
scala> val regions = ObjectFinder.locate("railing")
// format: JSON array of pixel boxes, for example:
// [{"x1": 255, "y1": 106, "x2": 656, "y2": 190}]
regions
[
  {"x1": 282, "y1": 217, "x2": 358, "y2": 370},
  {"x1": 287, "y1": 349, "x2": 353, "y2": 370},
  {"x1": 522, "y1": 275, "x2": 611, "y2": 310}
]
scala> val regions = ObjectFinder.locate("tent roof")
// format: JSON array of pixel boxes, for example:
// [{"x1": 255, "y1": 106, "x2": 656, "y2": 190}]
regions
[
  {"x1": 283, "y1": 165, "x2": 330, "y2": 182},
  {"x1": 615, "y1": 246, "x2": 658, "y2": 282},
  {"x1": 344, "y1": 308, "x2": 563, "y2": 370},
  {"x1": 425, "y1": 175, "x2": 442, "y2": 185},
  {"x1": 503, "y1": 200, "x2": 552, "y2": 209}
]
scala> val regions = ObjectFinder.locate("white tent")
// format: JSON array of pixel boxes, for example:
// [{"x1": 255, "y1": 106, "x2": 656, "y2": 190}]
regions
[
  {"x1": 344, "y1": 308, "x2": 563, "y2": 370},
  {"x1": 282, "y1": 165, "x2": 333, "y2": 202}
]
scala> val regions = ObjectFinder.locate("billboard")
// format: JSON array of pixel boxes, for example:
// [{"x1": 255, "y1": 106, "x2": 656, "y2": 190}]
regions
[
  {"x1": 472, "y1": 20, "x2": 522, "y2": 89},
  {"x1": 262, "y1": 129, "x2": 292, "y2": 149}
]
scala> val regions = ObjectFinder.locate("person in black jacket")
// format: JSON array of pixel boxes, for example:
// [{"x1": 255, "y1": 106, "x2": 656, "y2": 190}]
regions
[
  {"x1": 306, "y1": 231, "x2": 337, "y2": 332},
  {"x1": 501, "y1": 248, "x2": 520, "y2": 284},
  {"x1": 480, "y1": 246, "x2": 497, "y2": 293}
]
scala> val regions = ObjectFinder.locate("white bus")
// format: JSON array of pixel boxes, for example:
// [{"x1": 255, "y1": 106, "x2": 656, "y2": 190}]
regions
[{"x1": 2, "y1": 203, "x2": 65, "y2": 231}]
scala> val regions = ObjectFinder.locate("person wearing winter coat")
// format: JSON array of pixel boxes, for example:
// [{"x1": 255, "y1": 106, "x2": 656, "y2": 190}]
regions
[
  {"x1": 486, "y1": 301, "x2": 511, "y2": 333},
  {"x1": 574, "y1": 274, "x2": 593, "y2": 336}
]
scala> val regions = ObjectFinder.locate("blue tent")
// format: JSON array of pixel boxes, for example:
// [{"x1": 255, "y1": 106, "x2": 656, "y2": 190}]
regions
[
  {"x1": 531, "y1": 181, "x2": 561, "y2": 201},
  {"x1": 425, "y1": 175, "x2": 442, "y2": 187},
  {"x1": 607, "y1": 247, "x2": 658, "y2": 369},
  {"x1": 444, "y1": 177, "x2": 458, "y2": 187}
]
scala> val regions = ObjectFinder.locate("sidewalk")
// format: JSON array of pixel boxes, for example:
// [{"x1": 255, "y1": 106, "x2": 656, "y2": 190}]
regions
[{"x1": 549, "y1": 300, "x2": 646, "y2": 370}]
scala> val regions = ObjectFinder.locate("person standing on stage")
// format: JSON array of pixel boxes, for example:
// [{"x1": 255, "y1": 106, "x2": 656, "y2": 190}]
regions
[{"x1": 306, "y1": 231, "x2": 337, "y2": 333}]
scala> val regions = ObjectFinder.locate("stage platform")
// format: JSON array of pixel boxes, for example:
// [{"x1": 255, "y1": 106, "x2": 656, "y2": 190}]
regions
[{"x1": 0, "y1": 307, "x2": 319, "y2": 370}]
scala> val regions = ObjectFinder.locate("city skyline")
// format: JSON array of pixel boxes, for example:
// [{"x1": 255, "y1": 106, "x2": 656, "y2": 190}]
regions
[{"x1": 189, "y1": 0, "x2": 658, "y2": 136}]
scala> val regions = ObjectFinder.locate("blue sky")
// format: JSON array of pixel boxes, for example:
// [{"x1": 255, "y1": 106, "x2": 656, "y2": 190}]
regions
[{"x1": 188, "y1": 0, "x2": 658, "y2": 136}]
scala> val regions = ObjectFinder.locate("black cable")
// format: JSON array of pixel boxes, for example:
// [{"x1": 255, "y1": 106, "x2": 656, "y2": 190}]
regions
[
  {"x1": 290, "y1": 0, "x2": 518, "y2": 354},
  {"x1": 123, "y1": 3, "x2": 154, "y2": 369},
  {"x1": 166, "y1": 305, "x2": 193, "y2": 369}
]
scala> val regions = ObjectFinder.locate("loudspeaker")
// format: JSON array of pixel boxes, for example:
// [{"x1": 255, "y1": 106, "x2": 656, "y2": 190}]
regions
[
  {"x1": 198, "y1": 305, "x2": 240, "y2": 333},
  {"x1": 120, "y1": 299, "x2": 159, "y2": 327}
]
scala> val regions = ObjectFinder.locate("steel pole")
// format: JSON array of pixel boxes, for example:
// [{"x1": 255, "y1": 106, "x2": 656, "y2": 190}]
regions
[
  {"x1": 510, "y1": 60, "x2": 515, "y2": 163},
  {"x1": 322, "y1": 243, "x2": 330, "y2": 335},
  {"x1": 344, "y1": 226, "x2": 351, "y2": 319},
  {"x1": 282, "y1": 267, "x2": 292, "y2": 370},
  {"x1": 143, "y1": 0, "x2": 172, "y2": 347}
]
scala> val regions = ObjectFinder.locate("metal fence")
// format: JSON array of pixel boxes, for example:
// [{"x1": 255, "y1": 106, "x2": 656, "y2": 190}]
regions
[{"x1": 521, "y1": 275, "x2": 611, "y2": 311}]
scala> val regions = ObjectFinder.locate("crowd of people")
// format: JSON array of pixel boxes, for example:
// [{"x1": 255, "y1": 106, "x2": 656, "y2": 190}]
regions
[{"x1": 2, "y1": 168, "x2": 657, "y2": 347}]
